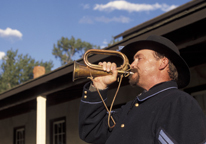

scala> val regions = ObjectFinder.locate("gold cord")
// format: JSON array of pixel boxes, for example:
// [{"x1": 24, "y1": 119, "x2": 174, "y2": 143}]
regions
[
  {"x1": 107, "y1": 74, "x2": 123, "y2": 128},
  {"x1": 87, "y1": 64, "x2": 131, "y2": 128},
  {"x1": 88, "y1": 74, "x2": 124, "y2": 128}
]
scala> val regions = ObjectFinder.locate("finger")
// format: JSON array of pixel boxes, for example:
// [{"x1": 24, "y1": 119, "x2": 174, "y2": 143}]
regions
[
  {"x1": 106, "y1": 62, "x2": 112, "y2": 72},
  {"x1": 98, "y1": 62, "x2": 104, "y2": 71},
  {"x1": 111, "y1": 63, "x2": 118, "y2": 77},
  {"x1": 111, "y1": 62, "x2": 117, "y2": 71},
  {"x1": 98, "y1": 62, "x2": 103, "y2": 66},
  {"x1": 102, "y1": 61, "x2": 107, "y2": 71}
]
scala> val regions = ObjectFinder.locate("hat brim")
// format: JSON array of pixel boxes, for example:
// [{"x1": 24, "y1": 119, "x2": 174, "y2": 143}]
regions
[{"x1": 121, "y1": 40, "x2": 190, "y2": 88}]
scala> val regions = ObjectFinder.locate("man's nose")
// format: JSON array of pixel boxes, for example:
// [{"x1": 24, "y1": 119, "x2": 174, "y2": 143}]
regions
[{"x1": 130, "y1": 61, "x2": 135, "y2": 68}]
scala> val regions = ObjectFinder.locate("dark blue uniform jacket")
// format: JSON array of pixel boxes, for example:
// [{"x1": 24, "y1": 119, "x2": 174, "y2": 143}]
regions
[{"x1": 79, "y1": 81, "x2": 206, "y2": 144}]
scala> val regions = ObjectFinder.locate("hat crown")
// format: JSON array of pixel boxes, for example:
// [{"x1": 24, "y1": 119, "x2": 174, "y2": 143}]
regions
[{"x1": 147, "y1": 35, "x2": 180, "y2": 55}]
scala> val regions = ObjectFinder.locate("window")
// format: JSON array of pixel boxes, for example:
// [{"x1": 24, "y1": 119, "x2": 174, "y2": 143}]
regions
[
  {"x1": 50, "y1": 117, "x2": 66, "y2": 144},
  {"x1": 14, "y1": 126, "x2": 25, "y2": 144}
]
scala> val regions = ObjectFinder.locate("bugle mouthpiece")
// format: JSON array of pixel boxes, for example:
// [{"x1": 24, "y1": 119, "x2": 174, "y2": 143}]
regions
[
  {"x1": 125, "y1": 71, "x2": 134, "y2": 75},
  {"x1": 129, "y1": 72, "x2": 134, "y2": 75},
  {"x1": 118, "y1": 70, "x2": 134, "y2": 75}
]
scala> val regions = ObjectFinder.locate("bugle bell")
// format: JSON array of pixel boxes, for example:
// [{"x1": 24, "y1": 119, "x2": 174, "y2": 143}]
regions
[{"x1": 73, "y1": 49, "x2": 133, "y2": 82}]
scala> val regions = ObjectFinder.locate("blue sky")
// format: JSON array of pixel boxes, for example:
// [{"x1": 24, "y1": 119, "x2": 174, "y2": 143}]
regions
[{"x1": 0, "y1": 0, "x2": 191, "y2": 70}]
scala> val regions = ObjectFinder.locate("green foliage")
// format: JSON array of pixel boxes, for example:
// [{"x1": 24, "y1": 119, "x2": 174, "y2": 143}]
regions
[
  {"x1": 52, "y1": 36, "x2": 100, "y2": 65},
  {"x1": 0, "y1": 49, "x2": 53, "y2": 93}
]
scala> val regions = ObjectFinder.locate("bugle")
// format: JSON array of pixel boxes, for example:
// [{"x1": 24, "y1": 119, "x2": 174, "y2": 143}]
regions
[{"x1": 73, "y1": 49, "x2": 133, "y2": 82}]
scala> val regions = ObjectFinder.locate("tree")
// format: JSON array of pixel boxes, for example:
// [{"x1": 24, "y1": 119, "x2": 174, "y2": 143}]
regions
[
  {"x1": 0, "y1": 49, "x2": 53, "y2": 93},
  {"x1": 52, "y1": 36, "x2": 100, "y2": 66}
]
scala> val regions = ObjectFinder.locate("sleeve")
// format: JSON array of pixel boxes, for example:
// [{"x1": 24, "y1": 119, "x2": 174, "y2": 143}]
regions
[
  {"x1": 156, "y1": 93, "x2": 206, "y2": 144},
  {"x1": 78, "y1": 82, "x2": 121, "y2": 144}
]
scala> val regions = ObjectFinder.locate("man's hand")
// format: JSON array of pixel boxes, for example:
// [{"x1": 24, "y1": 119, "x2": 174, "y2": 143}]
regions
[{"x1": 92, "y1": 62, "x2": 118, "y2": 90}]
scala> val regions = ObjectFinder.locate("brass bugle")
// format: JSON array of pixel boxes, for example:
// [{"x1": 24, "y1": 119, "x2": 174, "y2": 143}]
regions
[{"x1": 73, "y1": 49, "x2": 133, "y2": 82}]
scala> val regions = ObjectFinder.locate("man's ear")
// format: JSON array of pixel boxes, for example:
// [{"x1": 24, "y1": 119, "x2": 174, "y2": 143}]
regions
[{"x1": 159, "y1": 57, "x2": 169, "y2": 70}]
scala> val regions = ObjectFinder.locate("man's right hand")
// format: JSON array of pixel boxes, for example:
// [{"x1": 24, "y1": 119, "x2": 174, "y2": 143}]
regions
[{"x1": 92, "y1": 62, "x2": 118, "y2": 90}]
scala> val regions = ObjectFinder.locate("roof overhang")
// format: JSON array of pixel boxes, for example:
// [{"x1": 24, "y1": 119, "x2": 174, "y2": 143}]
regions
[{"x1": 0, "y1": 0, "x2": 206, "y2": 119}]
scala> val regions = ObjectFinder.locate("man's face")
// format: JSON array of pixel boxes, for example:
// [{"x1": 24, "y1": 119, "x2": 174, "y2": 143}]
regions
[{"x1": 129, "y1": 49, "x2": 160, "y2": 88}]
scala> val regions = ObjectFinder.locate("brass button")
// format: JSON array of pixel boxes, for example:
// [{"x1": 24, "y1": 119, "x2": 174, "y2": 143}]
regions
[
  {"x1": 84, "y1": 91, "x2": 87, "y2": 94},
  {"x1": 84, "y1": 95, "x2": 87, "y2": 99},
  {"x1": 121, "y1": 124, "x2": 125, "y2": 128},
  {"x1": 135, "y1": 103, "x2": 139, "y2": 107}
]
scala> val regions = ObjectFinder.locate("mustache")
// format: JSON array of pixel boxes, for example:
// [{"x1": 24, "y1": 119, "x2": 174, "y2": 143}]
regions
[
  {"x1": 129, "y1": 68, "x2": 138, "y2": 79},
  {"x1": 130, "y1": 68, "x2": 138, "y2": 73}
]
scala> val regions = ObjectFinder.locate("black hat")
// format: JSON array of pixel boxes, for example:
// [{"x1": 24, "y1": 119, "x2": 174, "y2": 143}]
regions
[{"x1": 121, "y1": 35, "x2": 190, "y2": 88}]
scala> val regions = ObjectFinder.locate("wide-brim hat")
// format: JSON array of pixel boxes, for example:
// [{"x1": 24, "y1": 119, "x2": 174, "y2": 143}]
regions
[{"x1": 121, "y1": 35, "x2": 190, "y2": 88}]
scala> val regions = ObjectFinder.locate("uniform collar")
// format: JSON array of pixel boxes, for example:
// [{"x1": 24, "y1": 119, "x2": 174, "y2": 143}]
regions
[{"x1": 137, "y1": 81, "x2": 178, "y2": 102}]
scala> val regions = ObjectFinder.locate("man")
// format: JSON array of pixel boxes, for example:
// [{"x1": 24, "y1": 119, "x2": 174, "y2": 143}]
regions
[{"x1": 79, "y1": 35, "x2": 206, "y2": 144}]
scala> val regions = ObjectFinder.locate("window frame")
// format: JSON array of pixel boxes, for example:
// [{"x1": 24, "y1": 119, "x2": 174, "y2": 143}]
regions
[
  {"x1": 50, "y1": 117, "x2": 66, "y2": 144},
  {"x1": 13, "y1": 126, "x2": 25, "y2": 144}
]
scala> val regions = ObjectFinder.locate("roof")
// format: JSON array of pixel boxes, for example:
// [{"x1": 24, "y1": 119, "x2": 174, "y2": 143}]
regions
[
  {"x1": 0, "y1": 0, "x2": 206, "y2": 119},
  {"x1": 114, "y1": 0, "x2": 206, "y2": 40}
]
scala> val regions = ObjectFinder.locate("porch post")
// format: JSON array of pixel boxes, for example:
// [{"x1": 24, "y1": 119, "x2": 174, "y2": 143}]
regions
[{"x1": 36, "y1": 96, "x2": 46, "y2": 144}]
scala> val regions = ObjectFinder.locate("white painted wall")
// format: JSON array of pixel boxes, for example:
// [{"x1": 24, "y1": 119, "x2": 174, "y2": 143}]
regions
[
  {"x1": 0, "y1": 110, "x2": 36, "y2": 144},
  {"x1": 0, "y1": 97, "x2": 87, "y2": 144},
  {"x1": 46, "y1": 98, "x2": 87, "y2": 144}
]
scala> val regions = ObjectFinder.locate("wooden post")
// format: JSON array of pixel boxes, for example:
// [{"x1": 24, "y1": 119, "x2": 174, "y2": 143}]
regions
[{"x1": 36, "y1": 96, "x2": 46, "y2": 144}]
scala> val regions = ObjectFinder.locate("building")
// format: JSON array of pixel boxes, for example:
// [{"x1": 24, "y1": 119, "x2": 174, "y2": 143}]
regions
[{"x1": 0, "y1": 0, "x2": 206, "y2": 143}]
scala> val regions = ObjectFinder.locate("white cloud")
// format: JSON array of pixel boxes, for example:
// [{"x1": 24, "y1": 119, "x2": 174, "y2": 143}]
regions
[
  {"x1": 94, "y1": 1, "x2": 178, "y2": 12},
  {"x1": 100, "y1": 39, "x2": 108, "y2": 49},
  {"x1": 0, "y1": 27, "x2": 23, "y2": 40},
  {"x1": 0, "y1": 52, "x2": 6, "y2": 60},
  {"x1": 81, "y1": 4, "x2": 90, "y2": 9},
  {"x1": 161, "y1": 4, "x2": 178, "y2": 12},
  {"x1": 103, "y1": 39, "x2": 108, "y2": 45},
  {"x1": 79, "y1": 16, "x2": 132, "y2": 24},
  {"x1": 79, "y1": 16, "x2": 94, "y2": 24},
  {"x1": 100, "y1": 45, "x2": 106, "y2": 49},
  {"x1": 95, "y1": 16, "x2": 131, "y2": 23}
]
